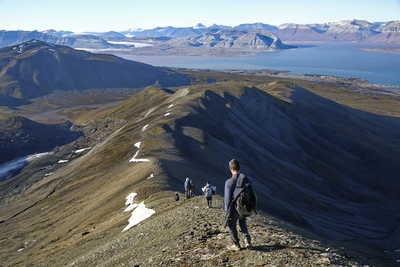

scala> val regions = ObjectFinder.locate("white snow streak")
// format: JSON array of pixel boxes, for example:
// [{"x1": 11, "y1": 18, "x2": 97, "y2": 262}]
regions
[
  {"x1": 164, "y1": 113, "x2": 171, "y2": 117},
  {"x1": 26, "y1": 152, "x2": 52, "y2": 162},
  {"x1": 142, "y1": 124, "x2": 149, "y2": 132},
  {"x1": 147, "y1": 173, "x2": 154, "y2": 179},
  {"x1": 129, "y1": 142, "x2": 150, "y2": 163},
  {"x1": 144, "y1": 107, "x2": 156, "y2": 118},
  {"x1": 57, "y1": 160, "x2": 69, "y2": 164},
  {"x1": 74, "y1": 147, "x2": 91, "y2": 154},
  {"x1": 168, "y1": 104, "x2": 174, "y2": 109}
]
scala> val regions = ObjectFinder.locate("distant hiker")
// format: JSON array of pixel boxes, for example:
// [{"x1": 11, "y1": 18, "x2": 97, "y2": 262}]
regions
[
  {"x1": 190, "y1": 182, "x2": 196, "y2": 197},
  {"x1": 184, "y1": 177, "x2": 192, "y2": 199},
  {"x1": 175, "y1": 192, "x2": 180, "y2": 201},
  {"x1": 224, "y1": 159, "x2": 257, "y2": 251},
  {"x1": 202, "y1": 182, "x2": 216, "y2": 208}
]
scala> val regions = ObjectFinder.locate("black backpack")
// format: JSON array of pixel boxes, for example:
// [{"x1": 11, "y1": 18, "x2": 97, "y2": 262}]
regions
[{"x1": 234, "y1": 174, "x2": 257, "y2": 217}]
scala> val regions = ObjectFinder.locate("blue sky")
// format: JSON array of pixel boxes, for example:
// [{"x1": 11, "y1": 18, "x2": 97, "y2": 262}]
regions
[{"x1": 1, "y1": 0, "x2": 399, "y2": 32}]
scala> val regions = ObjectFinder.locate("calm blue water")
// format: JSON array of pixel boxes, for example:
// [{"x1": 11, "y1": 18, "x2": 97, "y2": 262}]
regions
[{"x1": 120, "y1": 43, "x2": 400, "y2": 86}]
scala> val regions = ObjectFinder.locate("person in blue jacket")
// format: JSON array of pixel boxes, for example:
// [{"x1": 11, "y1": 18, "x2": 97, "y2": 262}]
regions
[{"x1": 224, "y1": 159, "x2": 252, "y2": 250}]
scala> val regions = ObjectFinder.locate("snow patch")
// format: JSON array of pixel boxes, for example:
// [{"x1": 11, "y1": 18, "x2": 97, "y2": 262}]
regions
[
  {"x1": 57, "y1": 160, "x2": 69, "y2": 164},
  {"x1": 122, "y1": 202, "x2": 155, "y2": 232},
  {"x1": 164, "y1": 113, "x2": 171, "y2": 117},
  {"x1": 134, "y1": 142, "x2": 142, "y2": 149},
  {"x1": 168, "y1": 104, "x2": 174, "y2": 109},
  {"x1": 44, "y1": 173, "x2": 53, "y2": 177},
  {"x1": 142, "y1": 124, "x2": 149, "y2": 132},
  {"x1": 17, "y1": 248, "x2": 24, "y2": 252},
  {"x1": 147, "y1": 173, "x2": 154, "y2": 179},
  {"x1": 74, "y1": 147, "x2": 91, "y2": 154}
]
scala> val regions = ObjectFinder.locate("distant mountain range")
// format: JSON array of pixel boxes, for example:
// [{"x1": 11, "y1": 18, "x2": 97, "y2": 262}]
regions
[
  {"x1": 0, "y1": 19, "x2": 399, "y2": 52},
  {"x1": 124, "y1": 19, "x2": 400, "y2": 44},
  {"x1": 0, "y1": 40, "x2": 189, "y2": 105},
  {"x1": 0, "y1": 30, "x2": 128, "y2": 49}
]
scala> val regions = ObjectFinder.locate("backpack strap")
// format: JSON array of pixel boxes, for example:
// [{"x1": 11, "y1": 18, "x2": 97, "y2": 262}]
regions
[{"x1": 235, "y1": 173, "x2": 247, "y2": 188}]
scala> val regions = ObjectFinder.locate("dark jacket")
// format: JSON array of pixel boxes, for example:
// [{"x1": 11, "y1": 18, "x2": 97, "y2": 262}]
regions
[{"x1": 224, "y1": 173, "x2": 246, "y2": 213}]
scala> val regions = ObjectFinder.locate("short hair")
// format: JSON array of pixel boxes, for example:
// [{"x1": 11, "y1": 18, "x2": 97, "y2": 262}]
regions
[{"x1": 229, "y1": 159, "x2": 240, "y2": 171}]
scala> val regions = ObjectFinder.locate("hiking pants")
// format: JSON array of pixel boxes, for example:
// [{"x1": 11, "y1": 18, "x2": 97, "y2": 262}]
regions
[
  {"x1": 185, "y1": 189, "x2": 190, "y2": 199},
  {"x1": 206, "y1": 196, "x2": 212, "y2": 207},
  {"x1": 227, "y1": 209, "x2": 251, "y2": 246}
]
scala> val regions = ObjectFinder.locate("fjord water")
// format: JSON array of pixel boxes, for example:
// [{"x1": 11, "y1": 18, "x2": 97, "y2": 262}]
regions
[{"x1": 122, "y1": 43, "x2": 400, "y2": 86}]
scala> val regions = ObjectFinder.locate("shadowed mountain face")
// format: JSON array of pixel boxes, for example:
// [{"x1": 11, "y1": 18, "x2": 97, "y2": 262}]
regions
[
  {"x1": 0, "y1": 40, "x2": 189, "y2": 104},
  {"x1": 0, "y1": 115, "x2": 81, "y2": 164},
  {"x1": 156, "y1": 84, "x2": 400, "y2": 244},
  {"x1": 1, "y1": 80, "x2": 400, "y2": 266}
]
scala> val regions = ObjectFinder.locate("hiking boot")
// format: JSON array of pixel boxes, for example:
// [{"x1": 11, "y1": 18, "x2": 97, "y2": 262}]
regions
[
  {"x1": 227, "y1": 244, "x2": 241, "y2": 251},
  {"x1": 244, "y1": 238, "x2": 252, "y2": 249}
]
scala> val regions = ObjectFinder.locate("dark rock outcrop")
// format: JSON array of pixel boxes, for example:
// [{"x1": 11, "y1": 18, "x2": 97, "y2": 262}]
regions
[{"x1": 0, "y1": 115, "x2": 81, "y2": 164}]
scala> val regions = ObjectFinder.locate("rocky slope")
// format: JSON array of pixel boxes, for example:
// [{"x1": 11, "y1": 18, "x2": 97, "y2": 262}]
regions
[
  {"x1": 324, "y1": 20, "x2": 378, "y2": 41},
  {"x1": 366, "y1": 21, "x2": 400, "y2": 44},
  {"x1": 65, "y1": 196, "x2": 372, "y2": 267},
  {"x1": 276, "y1": 24, "x2": 331, "y2": 42},
  {"x1": 0, "y1": 40, "x2": 189, "y2": 104},
  {"x1": 1, "y1": 73, "x2": 400, "y2": 266}
]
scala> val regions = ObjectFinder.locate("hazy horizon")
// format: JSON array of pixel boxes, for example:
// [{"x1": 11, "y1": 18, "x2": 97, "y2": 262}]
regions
[{"x1": 1, "y1": 0, "x2": 399, "y2": 32}]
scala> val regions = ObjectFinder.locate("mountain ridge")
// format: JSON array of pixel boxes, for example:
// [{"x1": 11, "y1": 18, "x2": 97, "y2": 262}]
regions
[
  {"x1": 1, "y1": 72, "x2": 400, "y2": 265},
  {"x1": 0, "y1": 40, "x2": 189, "y2": 104}
]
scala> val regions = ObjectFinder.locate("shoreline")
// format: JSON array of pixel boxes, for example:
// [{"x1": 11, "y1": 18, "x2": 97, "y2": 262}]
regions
[
  {"x1": 180, "y1": 67, "x2": 400, "y2": 94},
  {"x1": 361, "y1": 48, "x2": 400, "y2": 53}
]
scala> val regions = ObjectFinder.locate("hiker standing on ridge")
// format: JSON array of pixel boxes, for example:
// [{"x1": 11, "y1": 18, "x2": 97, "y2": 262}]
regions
[
  {"x1": 224, "y1": 159, "x2": 257, "y2": 251},
  {"x1": 202, "y1": 182, "x2": 216, "y2": 208},
  {"x1": 184, "y1": 177, "x2": 192, "y2": 199},
  {"x1": 190, "y1": 181, "x2": 196, "y2": 198}
]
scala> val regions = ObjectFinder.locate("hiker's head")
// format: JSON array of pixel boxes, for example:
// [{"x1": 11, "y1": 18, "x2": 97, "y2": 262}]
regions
[{"x1": 229, "y1": 159, "x2": 240, "y2": 174}]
